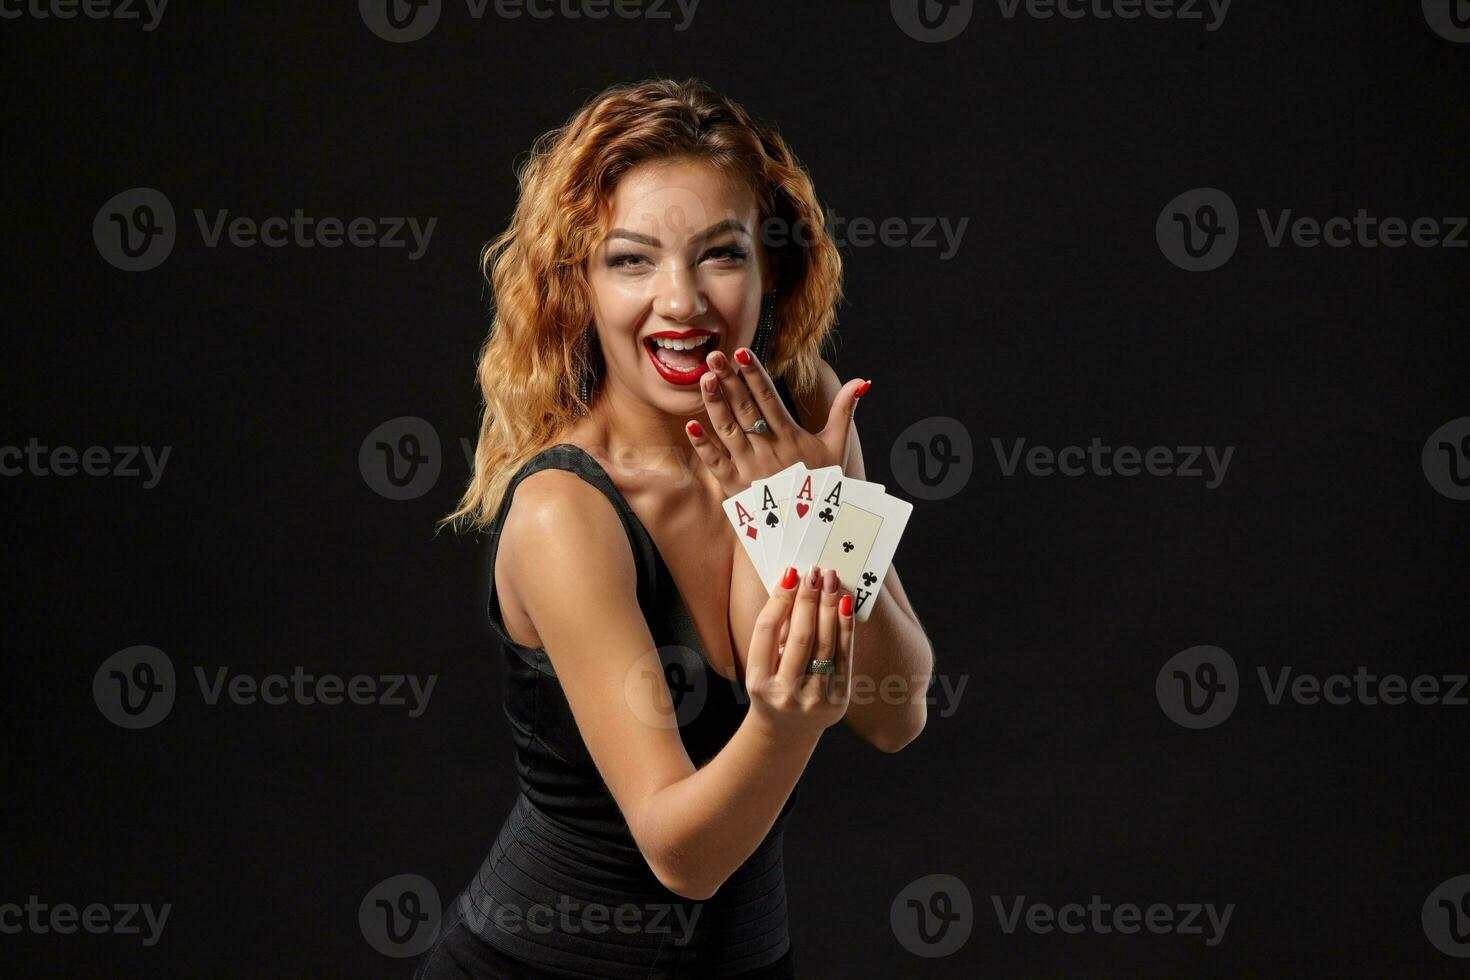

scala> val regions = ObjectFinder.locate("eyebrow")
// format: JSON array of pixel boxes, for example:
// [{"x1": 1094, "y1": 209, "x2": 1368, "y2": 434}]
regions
[{"x1": 604, "y1": 218, "x2": 751, "y2": 248}]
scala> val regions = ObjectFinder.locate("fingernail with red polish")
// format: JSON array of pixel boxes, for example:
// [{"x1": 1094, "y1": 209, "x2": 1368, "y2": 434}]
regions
[
  {"x1": 855, "y1": 380, "x2": 872, "y2": 397},
  {"x1": 780, "y1": 566, "x2": 799, "y2": 590},
  {"x1": 840, "y1": 594, "x2": 854, "y2": 617},
  {"x1": 686, "y1": 420, "x2": 702, "y2": 438},
  {"x1": 735, "y1": 348, "x2": 753, "y2": 367}
]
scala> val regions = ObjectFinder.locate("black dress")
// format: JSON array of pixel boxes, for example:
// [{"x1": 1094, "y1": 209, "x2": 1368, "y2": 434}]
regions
[{"x1": 417, "y1": 383, "x2": 805, "y2": 979}]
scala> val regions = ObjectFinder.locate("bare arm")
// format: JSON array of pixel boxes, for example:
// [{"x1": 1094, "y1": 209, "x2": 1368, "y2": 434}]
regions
[{"x1": 503, "y1": 469, "x2": 848, "y2": 900}]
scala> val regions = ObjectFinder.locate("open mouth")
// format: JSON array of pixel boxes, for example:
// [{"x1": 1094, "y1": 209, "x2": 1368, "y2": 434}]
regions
[{"x1": 643, "y1": 331, "x2": 716, "y2": 384}]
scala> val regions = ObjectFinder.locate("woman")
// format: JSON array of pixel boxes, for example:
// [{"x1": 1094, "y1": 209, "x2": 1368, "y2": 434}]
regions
[{"x1": 421, "y1": 78, "x2": 934, "y2": 979}]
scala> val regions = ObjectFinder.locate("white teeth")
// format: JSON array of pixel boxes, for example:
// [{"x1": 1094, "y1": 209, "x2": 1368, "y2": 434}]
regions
[{"x1": 651, "y1": 335, "x2": 712, "y2": 351}]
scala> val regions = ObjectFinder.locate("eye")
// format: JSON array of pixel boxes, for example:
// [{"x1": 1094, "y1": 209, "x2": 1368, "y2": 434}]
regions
[
  {"x1": 703, "y1": 245, "x2": 748, "y2": 264},
  {"x1": 607, "y1": 253, "x2": 651, "y2": 269}
]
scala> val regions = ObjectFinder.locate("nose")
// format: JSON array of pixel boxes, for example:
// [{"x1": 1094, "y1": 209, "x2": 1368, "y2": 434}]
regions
[{"x1": 651, "y1": 262, "x2": 708, "y2": 323}]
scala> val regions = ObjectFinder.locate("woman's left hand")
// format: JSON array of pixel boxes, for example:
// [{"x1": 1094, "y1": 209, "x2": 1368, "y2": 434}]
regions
[{"x1": 684, "y1": 345, "x2": 870, "y2": 499}]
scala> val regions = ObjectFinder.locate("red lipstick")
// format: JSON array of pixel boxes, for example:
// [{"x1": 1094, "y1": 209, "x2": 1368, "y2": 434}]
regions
[{"x1": 643, "y1": 329, "x2": 717, "y2": 386}]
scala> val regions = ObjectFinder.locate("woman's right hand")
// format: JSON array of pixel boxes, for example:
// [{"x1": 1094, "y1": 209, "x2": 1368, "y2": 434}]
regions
[{"x1": 745, "y1": 563, "x2": 855, "y2": 741}]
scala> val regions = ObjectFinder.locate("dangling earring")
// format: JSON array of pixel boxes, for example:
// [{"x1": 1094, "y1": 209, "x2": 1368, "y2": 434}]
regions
[
  {"x1": 752, "y1": 291, "x2": 777, "y2": 363},
  {"x1": 574, "y1": 329, "x2": 596, "y2": 415}
]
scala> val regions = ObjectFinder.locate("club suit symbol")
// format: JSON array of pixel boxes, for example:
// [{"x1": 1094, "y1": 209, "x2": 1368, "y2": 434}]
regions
[
  {"x1": 891, "y1": 417, "x2": 973, "y2": 500},
  {"x1": 1422, "y1": 418, "x2": 1470, "y2": 501},
  {"x1": 360, "y1": 874, "x2": 441, "y2": 958},
  {"x1": 93, "y1": 646, "x2": 176, "y2": 729},
  {"x1": 890, "y1": 873, "x2": 973, "y2": 957},
  {"x1": 1156, "y1": 646, "x2": 1239, "y2": 729},
  {"x1": 1422, "y1": 874, "x2": 1470, "y2": 957},
  {"x1": 1423, "y1": 0, "x2": 1470, "y2": 41},
  {"x1": 360, "y1": 0, "x2": 441, "y2": 42},
  {"x1": 93, "y1": 188, "x2": 176, "y2": 272},
  {"x1": 862, "y1": 572, "x2": 877, "y2": 587},
  {"x1": 818, "y1": 507, "x2": 834, "y2": 523},
  {"x1": 1156, "y1": 188, "x2": 1239, "y2": 272},
  {"x1": 359, "y1": 416, "x2": 442, "y2": 501},
  {"x1": 843, "y1": 541, "x2": 855, "y2": 553}
]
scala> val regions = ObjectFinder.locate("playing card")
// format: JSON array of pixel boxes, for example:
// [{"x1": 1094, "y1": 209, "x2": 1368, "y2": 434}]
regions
[
  {"x1": 770, "y1": 465, "x2": 869, "y2": 587},
  {"x1": 747, "y1": 465, "x2": 798, "y2": 579},
  {"x1": 722, "y1": 484, "x2": 771, "y2": 581},
  {"x1": 789, "y1": 477, "x2": 912, "y2": 621}
]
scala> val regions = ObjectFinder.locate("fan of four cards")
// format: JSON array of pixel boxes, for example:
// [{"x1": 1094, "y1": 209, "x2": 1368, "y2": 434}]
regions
[{"x1": 722, "y1": 462, "x2": 912, "y2": 621}]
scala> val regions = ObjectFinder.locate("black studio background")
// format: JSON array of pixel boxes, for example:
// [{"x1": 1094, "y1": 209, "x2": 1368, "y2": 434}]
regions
[{"x1": 3, "y1": 1, "x2": 1467, "y2": 976}]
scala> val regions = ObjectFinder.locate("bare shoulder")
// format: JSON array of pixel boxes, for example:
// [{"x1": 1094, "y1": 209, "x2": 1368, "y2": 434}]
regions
[{"x1": 499, "y1": 467, "x2": 638, "y2": 601}]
